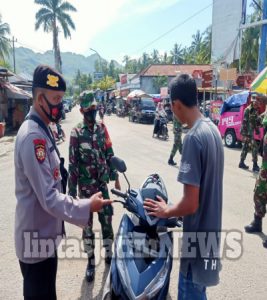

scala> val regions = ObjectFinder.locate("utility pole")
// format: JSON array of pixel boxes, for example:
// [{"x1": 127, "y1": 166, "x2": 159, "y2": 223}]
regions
[
  {"x1": 11, "y1": 36, "x2": 17, "y2": 73},
  {"x1": 258, "y1": 0, "x2": 267, "y2": 72}
]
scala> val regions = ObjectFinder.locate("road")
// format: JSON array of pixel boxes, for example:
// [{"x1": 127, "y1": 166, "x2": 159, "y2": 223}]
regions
[{"x1": 0, "y1": 106, "x2": 266, "y2": 300}]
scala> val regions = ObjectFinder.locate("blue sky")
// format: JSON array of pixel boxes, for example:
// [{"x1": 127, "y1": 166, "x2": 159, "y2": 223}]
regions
[{"x1": 0, "y1": 0, "x2": 255, "y2": 64}]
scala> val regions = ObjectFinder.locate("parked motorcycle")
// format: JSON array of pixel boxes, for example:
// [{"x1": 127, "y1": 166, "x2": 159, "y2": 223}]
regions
[{"x1": 102, "y1": 157, "x2": 182, "y2": 300}]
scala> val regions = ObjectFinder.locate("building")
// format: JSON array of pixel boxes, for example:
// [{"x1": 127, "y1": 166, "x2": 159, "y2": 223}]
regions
[
  {"x1": 0, "y1": 68, "x2": 32, "y2": 131},
  {"x1": 130, "y1": 64, "x2": 212, "y2": 94}
]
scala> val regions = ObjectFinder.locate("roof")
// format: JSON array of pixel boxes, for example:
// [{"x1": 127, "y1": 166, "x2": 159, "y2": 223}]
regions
[
  {"x1": 0, "y1": 80, "x2": 32, "y2": 99},
  {"x1": 137, "y1": 64, "x2": 212, "y2": 77}
]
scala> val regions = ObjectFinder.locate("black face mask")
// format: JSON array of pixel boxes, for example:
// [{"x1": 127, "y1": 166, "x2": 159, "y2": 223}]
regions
[
  {"x1": 84, "y1": 110, "x2": 97, "y2": 123},
  {"x1": 41, "y1": 93, "x2": 63, "y2": 123}
]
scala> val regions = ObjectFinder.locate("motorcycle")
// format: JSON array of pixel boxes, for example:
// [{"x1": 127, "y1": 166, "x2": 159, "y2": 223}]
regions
[
  {"x1": 102, "y1": 157, "x2": 182, "y2": 300},
  {"x1": 153, "y1": 116, "x2": 169, "y2": 140}
]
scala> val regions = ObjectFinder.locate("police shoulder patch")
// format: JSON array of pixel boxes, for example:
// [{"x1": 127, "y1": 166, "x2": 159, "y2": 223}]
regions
[{"x1": 33, "y1": 139, "x2": 47, "y2": 163}]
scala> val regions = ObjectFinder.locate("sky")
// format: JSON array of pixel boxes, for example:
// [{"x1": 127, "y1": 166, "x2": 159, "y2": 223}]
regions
[{"x1": 0, "y1": 0, "x2": 255, "y2": 64}]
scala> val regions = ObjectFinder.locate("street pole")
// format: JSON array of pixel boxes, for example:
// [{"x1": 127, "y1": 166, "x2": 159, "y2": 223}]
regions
[
  {"x1": 11, "y1": 36, "x2": 17, "y2": 73},
  {"x1": 258, "y1": 0, "x2": 267, "y2": 72},
  {"x1": 90, "y1": 48, "x2": 103, "y2": 79}
]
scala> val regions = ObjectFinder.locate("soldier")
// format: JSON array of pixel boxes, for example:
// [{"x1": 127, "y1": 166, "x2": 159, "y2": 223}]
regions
[
  {"x1": 168, "y1": 116, "x2": 183, "y2": 165},
  {"x1": 239, "y1": 97, "x2": 261, "y2": 172},
  {"x1": 68, "y1": 91, "x2": 120, "y2": 282},
  {"x1": 14, "y1": 65, "x2": 111, "y2": 300},
  {"x1": 245, "y1": 107, "x2": 267, "y2": 248}
]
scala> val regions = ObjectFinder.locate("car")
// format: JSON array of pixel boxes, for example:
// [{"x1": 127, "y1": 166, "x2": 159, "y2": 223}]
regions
[
  {"x1": 218, "y1": 92, "x2": 264, "y2": 148},
  {"x1": 62, "y1": 98, "x2": 73, "y2": 113},
  {"x1": 128, "y1": 98, "x2": 156, "y2": 124}
]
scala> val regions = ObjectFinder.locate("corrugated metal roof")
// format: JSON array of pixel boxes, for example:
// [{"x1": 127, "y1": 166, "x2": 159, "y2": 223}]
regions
[{"x1": 139, "y1": 64, "x2": 212, "y2": 77}]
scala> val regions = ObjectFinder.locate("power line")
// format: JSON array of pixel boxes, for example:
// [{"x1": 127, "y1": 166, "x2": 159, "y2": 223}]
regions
[{"x1": 133, "y1": 2, "x2": 213, "y2": 55}]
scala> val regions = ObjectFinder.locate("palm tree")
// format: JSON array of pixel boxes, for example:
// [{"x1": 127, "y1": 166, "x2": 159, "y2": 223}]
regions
[
  {"x1": 35, "y1": 0, "x2": 77, "y2": 73},
  {"x1": 191, "y1": 30, "x2": 203, "y2": 54},
  {"x1": 170, "y1": 43, "x2": 184, "y2": 64},
  {"x1": 0, "y1": 14, "x2": 11, "y2": 62}
]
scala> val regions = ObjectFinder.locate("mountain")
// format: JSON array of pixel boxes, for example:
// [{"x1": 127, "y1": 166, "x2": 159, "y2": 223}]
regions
[{"x1": 8, "y1": 47, "x2": 121, "y2": 82}]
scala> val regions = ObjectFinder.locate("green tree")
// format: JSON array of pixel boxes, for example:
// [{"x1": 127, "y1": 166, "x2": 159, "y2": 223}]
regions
[
  {"x1": 153, "y1": 75, "x2": 168, "y2": 93},
  {"x1": 0, "y1": 14, "x2": 11, "y2": 62},
  {"x1": 170, "y1": 43, "x2": 184, "y2": 64},
  {"x1": 35, "y1": 0, "x2": 77, "y2": 73},
  {"x1": 97, "y1": 76, "x2": 115, "y2": 91},
  {"x1": 151, "y1": 49, "x2": 160, "y2": 64}
]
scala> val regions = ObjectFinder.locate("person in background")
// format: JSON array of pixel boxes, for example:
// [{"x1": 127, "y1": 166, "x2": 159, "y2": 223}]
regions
[
  {"x1": 68, "y1": 91, "x2": 120, "y2": 282},
  {"x1": 239, "y1": 97, "x2": 261, "y2": 172},
  {"x1": 168, "y1": 116, "x2": 183, "y2": 166}
]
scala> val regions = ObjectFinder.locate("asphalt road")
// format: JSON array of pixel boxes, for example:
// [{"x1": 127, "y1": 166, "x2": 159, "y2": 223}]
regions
[{"x1": 0, "y1": 106, "x2": 266, "y2": 299}]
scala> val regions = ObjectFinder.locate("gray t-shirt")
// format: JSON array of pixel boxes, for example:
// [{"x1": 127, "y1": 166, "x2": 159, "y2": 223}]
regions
[{"x1": 178, "y1": 117, "x2": 224, "y2": 287}]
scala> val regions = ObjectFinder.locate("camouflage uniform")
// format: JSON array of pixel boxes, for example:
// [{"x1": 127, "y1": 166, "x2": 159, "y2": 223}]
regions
[
  {"x1": 240, "y1": 104, "x2": 260, "y2": 164},
  {"x1": 170, "y1": 117, "x2": 183, "y2": 157},
  {"x1": 254, "y1": 114, "x2": 267, "y2": 217},
  {"x1": 68, "y1": 120, "x2": 117, "y2": 257}
]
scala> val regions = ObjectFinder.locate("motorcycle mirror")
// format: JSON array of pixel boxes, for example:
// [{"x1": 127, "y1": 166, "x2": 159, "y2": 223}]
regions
[{"x1": 111, "y1": 156, "x2": 127, "y2": 173}]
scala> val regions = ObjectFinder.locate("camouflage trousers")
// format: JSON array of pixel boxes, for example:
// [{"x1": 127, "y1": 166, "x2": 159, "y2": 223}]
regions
[
  {"x1": 254, "y1": 171, "x2": 267, "y2": 218},
  {"x1": 240, "y1": 136, "x2": 258, "y2": 163},
  {"x1": 170, "y1": 133, "x2": 182, "y2": 157},
  {"x1": 81, "y1": 184, "x2": 114, "y2": 258}
]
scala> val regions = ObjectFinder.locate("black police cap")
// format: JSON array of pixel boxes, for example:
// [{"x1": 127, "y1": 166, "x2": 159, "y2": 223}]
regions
[{"x1": 32, "y1": 65, "x2": 66, "y2": 92}]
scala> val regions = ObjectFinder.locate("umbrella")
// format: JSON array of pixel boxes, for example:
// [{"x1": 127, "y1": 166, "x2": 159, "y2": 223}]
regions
[
  {"x1": 127, "y1": 89, "x2": 151, "y2": 100},
  {"x1": 250, "y1": 66, "x2": 267, "y2": 94}
]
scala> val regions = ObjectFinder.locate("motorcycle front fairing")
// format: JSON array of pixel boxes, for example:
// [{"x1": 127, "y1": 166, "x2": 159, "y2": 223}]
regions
[{"x1": 112, "y1": 214, "x2": 173, "y2": 300}]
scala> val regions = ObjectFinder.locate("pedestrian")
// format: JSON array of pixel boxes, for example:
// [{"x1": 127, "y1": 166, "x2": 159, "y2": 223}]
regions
[
  {"x1": 245, "y1": 106, "x2": 267, "y2": 248},
  {"x1": 239, "y1": 97, "x2": 261, "y2": 172},
  {"x1": 144, "y1": 74, "x2": 224, "y2": 299},
  {"x1": 14, "y1": 65, "x2": 112, "y2": 300},
  {"x1": 168, "y1": 116, "x2": 183, "y2": 165},
  {"x1": 68, "y1": 90, "x2": 120, "y2": 282}
]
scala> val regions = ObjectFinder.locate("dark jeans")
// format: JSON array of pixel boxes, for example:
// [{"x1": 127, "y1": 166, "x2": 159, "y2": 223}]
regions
[
  {"x1": 19, "y1": 252, "x2": 58, "y2": 300},
  {"x1": 178, "y1": 269, "x2": 207, "y2": 300}
]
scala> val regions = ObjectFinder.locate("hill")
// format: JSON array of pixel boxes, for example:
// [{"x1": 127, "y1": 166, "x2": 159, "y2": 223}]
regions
[{"x1": 8, "y1": 47, "x2": 121, "y2": 81}]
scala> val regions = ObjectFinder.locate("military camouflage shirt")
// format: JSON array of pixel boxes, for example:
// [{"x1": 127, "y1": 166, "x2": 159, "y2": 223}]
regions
[
  {"x1": 241, "y1": 104, "x2": 261, "y2": 137},
  {"x1": 68, "y1": 121, "x2": 117, "y2": 198},
  {"x1": 173, "y1": 117, "x2": 182, "y2": 135}
]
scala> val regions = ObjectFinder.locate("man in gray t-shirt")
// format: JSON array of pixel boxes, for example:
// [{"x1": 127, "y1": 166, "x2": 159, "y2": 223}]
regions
[{"x1": 144, "y1": 74, "x2": 224, "y2": 299}]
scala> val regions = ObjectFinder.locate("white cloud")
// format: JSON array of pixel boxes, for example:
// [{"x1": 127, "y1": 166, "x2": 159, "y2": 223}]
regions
[{"x1": 1, "y1": 0, "x2": 179, "y2": 56}]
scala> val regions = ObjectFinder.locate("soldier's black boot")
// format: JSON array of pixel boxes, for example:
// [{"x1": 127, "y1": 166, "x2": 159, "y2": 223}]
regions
[
  {"x1": 239, "y1": 160, "x2": 249, "y2": 170},
  {"x1": 263, "y1": 239, "x2": 267, "y2": 248},
  {"x1": 168, "y1": 156, "x2": 177, "y2": 166},
  {"x1": 244, "y1": 214, "x2": 262, "y2": 233},
  {"x1": 252, "y1": 162, "x2": 260, "y2": 172},
  {"x1": 86, "y1": 255, "x2": 95, "y2": 282}
]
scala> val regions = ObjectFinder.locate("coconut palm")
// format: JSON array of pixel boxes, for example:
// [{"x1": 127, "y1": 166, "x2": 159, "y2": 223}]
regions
[
  {"x1": 0, "y1": 14, "x2": 11, "y2": 62},
  {"x1": 34, "y1": 0, "x2": 77, "y2": 73},
  {"x1": 170, "y1": 43, "x2": 184, "y2": 64}
]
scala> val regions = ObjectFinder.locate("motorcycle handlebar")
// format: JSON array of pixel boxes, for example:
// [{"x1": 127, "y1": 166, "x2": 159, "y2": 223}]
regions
[{"x1": 111, "y1": 188, "x2": 127, "y2": 199}]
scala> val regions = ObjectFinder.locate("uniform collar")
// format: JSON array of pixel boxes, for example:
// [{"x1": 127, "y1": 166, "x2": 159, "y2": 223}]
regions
[{"x1": 82, "y1": 119, "x2": 98, "y2": 132}]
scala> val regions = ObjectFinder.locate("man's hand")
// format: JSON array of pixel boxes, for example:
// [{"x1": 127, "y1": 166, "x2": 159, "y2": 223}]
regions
[
  {"x1": 115, "y1": 178, "x2": 121, "y2": 191},
  {"x1": 89, "y1": 192, "x2": 113, "y2": 212},
  {"x1": 143, "y1": 196, "x2": 169, "y2": 218}
]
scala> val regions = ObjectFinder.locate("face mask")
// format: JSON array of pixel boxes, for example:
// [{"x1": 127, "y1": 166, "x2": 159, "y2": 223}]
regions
[
  {"x1": 41, "y1": 93, "x2": 63, "y2": 123},
  {"x1": 84, "y1": 109, "x2": 97, "y2": 123}
]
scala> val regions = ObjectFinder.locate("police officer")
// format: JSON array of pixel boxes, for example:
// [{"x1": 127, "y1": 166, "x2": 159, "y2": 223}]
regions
[
  {"x1": 68, "y1": 91, "x2": 120, "y2": 282},
  {"x1": 14, "y1": 65, "x2": 112, "y2": 300},
  {"x1": 239, "y1": 97, "x2": 261, "y2": 172},
  {"x1": 245, "y1": 107, "x2": 267, "y2": 248},
  {"x1": 168, "y1": 116, "x2": 183, "y2": 165}
]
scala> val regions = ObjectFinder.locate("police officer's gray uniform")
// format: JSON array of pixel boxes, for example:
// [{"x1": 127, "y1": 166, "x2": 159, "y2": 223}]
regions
[{"x1": 15, "y1": 107, "x2": 91, "y2": 263}]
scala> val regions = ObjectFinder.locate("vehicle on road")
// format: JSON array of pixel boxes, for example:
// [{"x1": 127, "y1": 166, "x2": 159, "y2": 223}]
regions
[
  {"x1": 129, "y1": 98, "x2": 156, "y2": 124},
  {"x1": 218, "y1": 91, "x2": 264, "y2": 148},
  {"x1": 103, "y1": 157, "x2": 182, "y2": 300}
]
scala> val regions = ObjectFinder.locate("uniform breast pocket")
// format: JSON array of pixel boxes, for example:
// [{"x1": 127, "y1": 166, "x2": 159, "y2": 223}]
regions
[{"x1": 49, "y1": 150, "x2": 62, "y2": 183}]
